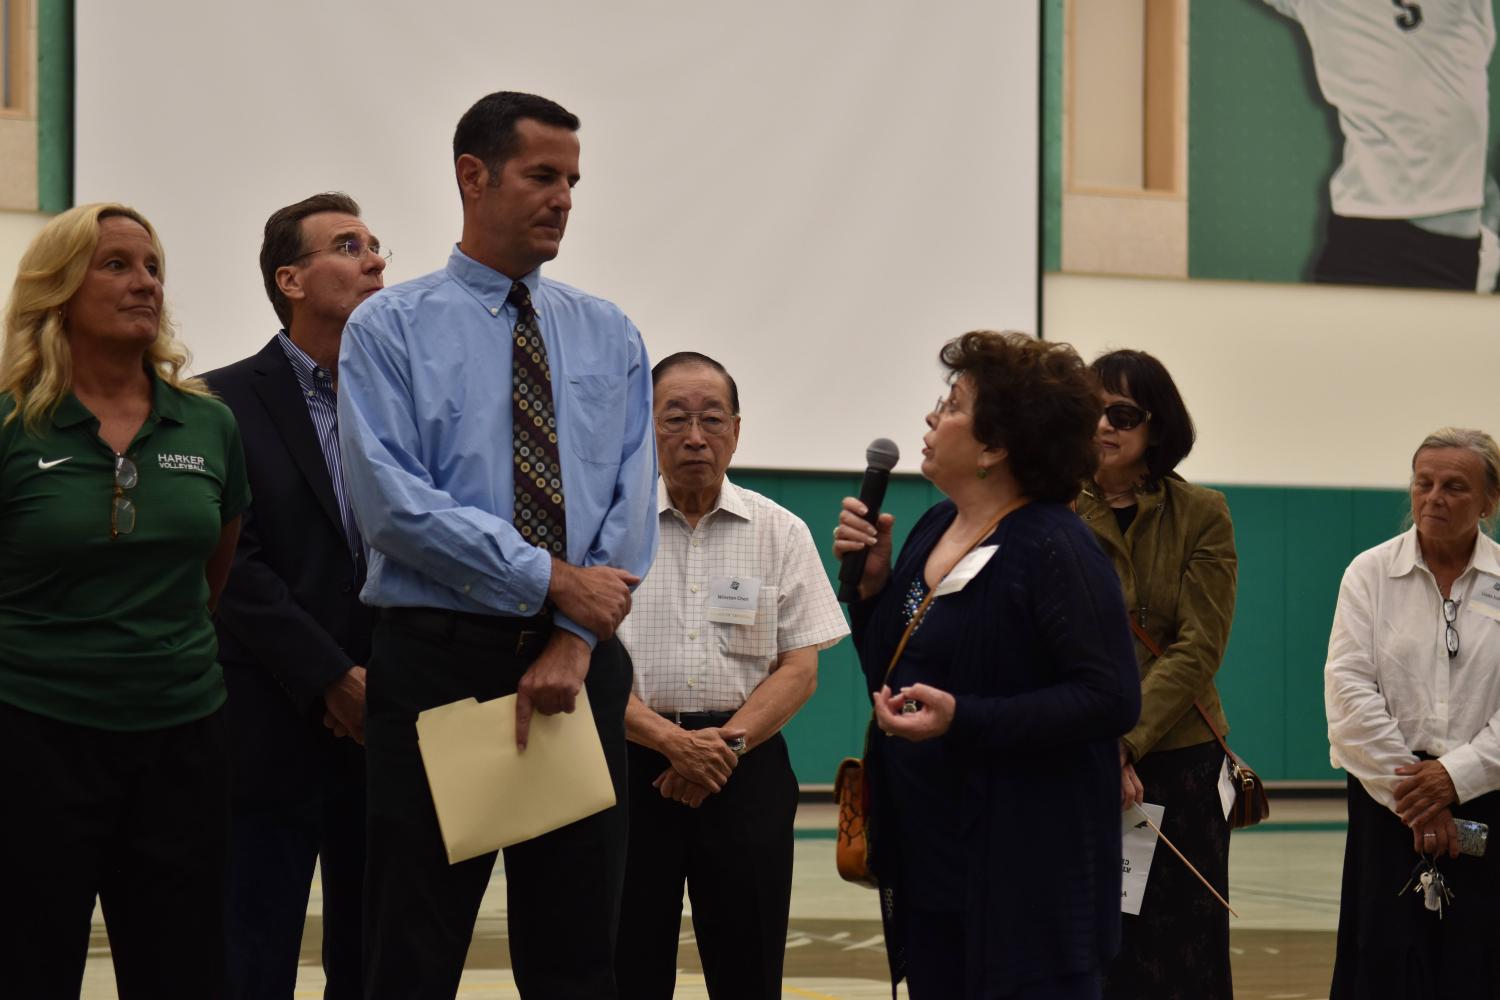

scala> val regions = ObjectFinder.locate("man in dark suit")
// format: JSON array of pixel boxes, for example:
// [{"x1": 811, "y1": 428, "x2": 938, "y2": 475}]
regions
[{"x1": 204, "y1": 192, "x2": 388, "y2": 999}]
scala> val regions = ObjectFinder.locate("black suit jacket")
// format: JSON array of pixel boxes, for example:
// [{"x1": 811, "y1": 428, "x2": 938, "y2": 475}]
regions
[{"x1": 204, "y1": 336, "x2": 374, "y2": 799}]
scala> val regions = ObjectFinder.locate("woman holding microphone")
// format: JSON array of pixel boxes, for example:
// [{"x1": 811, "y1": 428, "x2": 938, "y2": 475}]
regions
[{"x1": 834, "y1": 330, "x2": 1139, "y2": 999}]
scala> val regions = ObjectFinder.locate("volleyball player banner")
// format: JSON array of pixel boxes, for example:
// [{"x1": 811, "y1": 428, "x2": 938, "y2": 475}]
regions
[{"x1": 1054, "y1": 0, "x2": 1500, "y2": 294}]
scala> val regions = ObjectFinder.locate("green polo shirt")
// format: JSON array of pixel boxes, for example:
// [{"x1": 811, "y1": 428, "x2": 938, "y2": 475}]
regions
[{"x1": 0, "y1": 375, "x2": 250, "y2": 730}]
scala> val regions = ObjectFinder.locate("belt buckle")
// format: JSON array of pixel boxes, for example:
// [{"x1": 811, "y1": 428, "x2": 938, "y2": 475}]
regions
[
  {"x1": 667, "y1": 710, "x2": 684, "y2": 725},
  {"x1": 515, "y1": 629, "x2": 538, "y2": 655}
]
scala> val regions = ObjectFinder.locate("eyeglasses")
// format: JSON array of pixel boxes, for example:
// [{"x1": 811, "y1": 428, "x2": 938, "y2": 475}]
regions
[
  {"x1": 111, "y1": 455, "x2": 138, "y2": 541},
  {"x1": 291, "y1": 237, "x2": 392, "y2": 264},
  {"x1": 1444, "y1": 598, "x2": 1461, "y2": 659},
  {"x1": 1105, "y1": 403, "x2": 1151, "y2": 432},
  {"x1": 932, "y1": 396, "x2": 969, "y2": 419},
  {"x1": 656, "y1": 409, "x2": 735, "y2": 437}
]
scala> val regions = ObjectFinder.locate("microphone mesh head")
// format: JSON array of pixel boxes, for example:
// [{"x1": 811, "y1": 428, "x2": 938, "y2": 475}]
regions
[{"x1": 865, "y1": 438, "x2": 900, "y2": 471}]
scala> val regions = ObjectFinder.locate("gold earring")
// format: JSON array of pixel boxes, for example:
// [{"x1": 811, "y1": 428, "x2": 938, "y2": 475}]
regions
[{"x1": 976, "y1": 467, "x2": 988, "y2": 480}]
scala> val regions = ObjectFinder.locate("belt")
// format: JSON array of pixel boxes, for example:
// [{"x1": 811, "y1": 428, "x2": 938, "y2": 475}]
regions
[
  {"x1": 382, "y1": 606, "x2": 552, "y2": 655},
  {"x1": 658, "y1": 710, "x2": 736, "y2": 730}
]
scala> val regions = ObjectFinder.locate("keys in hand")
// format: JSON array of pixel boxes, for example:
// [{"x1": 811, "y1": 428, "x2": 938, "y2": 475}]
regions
[
  {"x1": 1398, "y1": 858, "x2": 1455, "y2": 919},
  {"x1": 1422, "y1": 868, "x2": 1454, "y2": 917}
]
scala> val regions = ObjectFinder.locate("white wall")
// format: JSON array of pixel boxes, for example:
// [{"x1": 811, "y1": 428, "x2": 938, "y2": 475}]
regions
[
  {"x1": 1045, "y1": 272, "x2": 1500, "y2": 489},
  {"x1": 8, "y1": 212, "x2": 1492, "y2": 492},
  {"x1": 73, "y1": 0, "x2": 1038, "y2": 475}
]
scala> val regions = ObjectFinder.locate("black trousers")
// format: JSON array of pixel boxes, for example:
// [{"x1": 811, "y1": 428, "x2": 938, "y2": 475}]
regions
[
  {"x1": 0, "y1": 698, "x2": 230, "y2": 1000},
  {"x1": 362, "y1": 611, "x2": 632, "y2": 1000},
  {"x1": 615, "y1": 731, "x2": 799, "y2": 1000},
  {"x1": 225, "y1": 733, "x2": 365, "y2": 1000},
  {"x1": 1314, "y1": 214, "x2": 1481, "y2": 291}
]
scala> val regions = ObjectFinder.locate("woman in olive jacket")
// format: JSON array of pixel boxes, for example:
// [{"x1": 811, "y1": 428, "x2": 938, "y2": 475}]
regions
[{"x1": 1077, "y1": 349, "x2": 1238, "y2": 1000}]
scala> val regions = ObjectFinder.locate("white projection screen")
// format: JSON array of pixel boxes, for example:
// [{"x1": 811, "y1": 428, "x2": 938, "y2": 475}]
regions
[{"x1": 76, "y1": 1, "x2": 1038, "y2": 473}]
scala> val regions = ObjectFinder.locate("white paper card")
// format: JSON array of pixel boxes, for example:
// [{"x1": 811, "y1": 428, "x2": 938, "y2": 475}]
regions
[
  {"x1": 704, "y1": 575, "x2": 762, "y2": 625},
  {"x1": 1217, "y1": 755, "x2": 1237, "y2": 820},
  {"x1": 1121, "y1": 802, "x2": 1166, "y2": 916},
  {"x1": 931, "y1": 546, "x2": 998, "y2": 598}
]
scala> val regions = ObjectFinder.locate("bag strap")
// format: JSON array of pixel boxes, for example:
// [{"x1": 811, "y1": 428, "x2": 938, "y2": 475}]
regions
[
  {"x1": 878, "y1": 503, "x2": 1017, "y2": 686},
  {"x1": 1127, "y1": 617, "x2": 1236, "y2": 762}
]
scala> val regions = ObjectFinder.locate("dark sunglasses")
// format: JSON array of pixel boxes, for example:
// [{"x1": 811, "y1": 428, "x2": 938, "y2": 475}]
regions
[{"x1": 1105, "y1": 403, "x2": 1151, "y2": 432}]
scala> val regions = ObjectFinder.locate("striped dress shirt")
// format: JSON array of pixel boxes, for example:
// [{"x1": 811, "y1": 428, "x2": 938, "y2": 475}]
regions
[{"x1": 278, "y1": 331, "x2": 358, "y2": 553}]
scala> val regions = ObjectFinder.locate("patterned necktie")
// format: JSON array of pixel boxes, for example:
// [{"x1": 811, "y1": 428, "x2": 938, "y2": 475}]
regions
[{"x1": 508, "y1": 281, "x2": 568, "y2": 556}]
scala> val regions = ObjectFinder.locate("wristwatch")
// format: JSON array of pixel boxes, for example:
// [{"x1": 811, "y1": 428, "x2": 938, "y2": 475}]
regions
[{"x1": 727, "y1": 736, "x2": 748, "y2": 758}]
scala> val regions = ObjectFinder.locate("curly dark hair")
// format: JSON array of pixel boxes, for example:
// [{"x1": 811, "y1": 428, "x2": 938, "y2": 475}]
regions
[{"x1": 939, "y1": 331, "x2": 1102, "y2": 502}]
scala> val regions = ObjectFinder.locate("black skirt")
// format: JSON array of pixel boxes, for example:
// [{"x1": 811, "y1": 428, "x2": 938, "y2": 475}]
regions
[
  {"x1": 1104, "y1": 740, "x2": 1233, "y2": 1000},
  {"x1": 1330, "y1": 775, "x2": 1500, "y2": 999}
]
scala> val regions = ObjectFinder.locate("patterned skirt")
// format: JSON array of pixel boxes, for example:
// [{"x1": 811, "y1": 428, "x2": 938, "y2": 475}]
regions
[{"x1": 1103, "y1": 739, "x2": 1233, "y2": 1000}]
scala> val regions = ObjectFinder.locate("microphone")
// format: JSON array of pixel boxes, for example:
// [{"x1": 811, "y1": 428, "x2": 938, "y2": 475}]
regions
[{"x1": 838, "y1": 438, "x2": 900, "y2": 603}]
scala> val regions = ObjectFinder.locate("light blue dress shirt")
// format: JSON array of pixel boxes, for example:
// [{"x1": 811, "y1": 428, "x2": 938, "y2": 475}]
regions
[{"x1": 337, "y1": 246, "x2": 658, "y2": 648}]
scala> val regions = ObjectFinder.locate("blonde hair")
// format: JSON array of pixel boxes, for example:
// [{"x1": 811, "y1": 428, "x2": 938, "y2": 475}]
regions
[
  {"x1": 1, "y1": 202, "x2": 208, "y2": 431},
  {"x1": 1412, "y1": 427, "x2": 1500, "y2": 533}
]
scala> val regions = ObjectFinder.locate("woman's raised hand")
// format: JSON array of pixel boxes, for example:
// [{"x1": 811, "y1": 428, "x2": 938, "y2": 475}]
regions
[{"x1": 833, "y1": 496, "x2": 895, "y2": 600}]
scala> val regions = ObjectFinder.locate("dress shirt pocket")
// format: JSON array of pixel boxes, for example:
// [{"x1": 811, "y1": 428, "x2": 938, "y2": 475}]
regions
[
  {"x1": 564, "y1": 374, "x2": 626, "y2": 466},
  {"x1": 718, "y1": 585, "x2": 779, "y2": 663}
]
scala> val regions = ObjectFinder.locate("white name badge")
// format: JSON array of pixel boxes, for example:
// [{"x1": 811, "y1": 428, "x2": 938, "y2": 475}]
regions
[
  {"x1": 930, "y1": 546, "x2": 998, "y2": 598},
  {"x1": 1471, "y1": 579, "x2": 1500, "y2": 619},
  {"x1": 1470, "y1": 599, "x2": 1500, "y2": 624},
  {"x1": 704, "y1": 575, "x2": 762, "y2": 625}
]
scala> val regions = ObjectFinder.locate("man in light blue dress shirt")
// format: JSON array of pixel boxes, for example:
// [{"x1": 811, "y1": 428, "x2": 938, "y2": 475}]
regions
[{"x1": 337, "y1": 91, "x2": 658, "y2": 999}]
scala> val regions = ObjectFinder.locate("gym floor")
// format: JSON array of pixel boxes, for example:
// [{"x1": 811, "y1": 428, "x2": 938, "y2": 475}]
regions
[{"x1": 79, "y1": 797, "x2": 1348, "y2": 999}]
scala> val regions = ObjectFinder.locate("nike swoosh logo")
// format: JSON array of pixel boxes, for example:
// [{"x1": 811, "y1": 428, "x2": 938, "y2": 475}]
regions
[{"x1": 37, "y1": 457, "x2": 72, "y2": 470}]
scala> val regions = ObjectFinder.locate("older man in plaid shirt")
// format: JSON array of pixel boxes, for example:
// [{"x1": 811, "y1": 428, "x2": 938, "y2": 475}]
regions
[{"x1": 614, "y1": 351, "x2": 849, "y2": 1000}]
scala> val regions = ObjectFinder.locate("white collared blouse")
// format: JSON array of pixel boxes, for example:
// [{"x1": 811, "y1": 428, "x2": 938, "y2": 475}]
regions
[{"x1": 1326, "y1": 527, "x2": 1500, "y2": 810}]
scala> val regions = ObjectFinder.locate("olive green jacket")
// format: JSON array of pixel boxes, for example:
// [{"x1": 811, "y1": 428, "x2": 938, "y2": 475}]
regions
[{"x1": 1076, "y1": 475, "x2": 1237, "y2": 760}]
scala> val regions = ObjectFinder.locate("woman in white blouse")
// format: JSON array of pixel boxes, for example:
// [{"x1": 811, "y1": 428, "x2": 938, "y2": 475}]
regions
[{"x1": 1325, "y1": 427, "x2": 1500, "y2": 998}]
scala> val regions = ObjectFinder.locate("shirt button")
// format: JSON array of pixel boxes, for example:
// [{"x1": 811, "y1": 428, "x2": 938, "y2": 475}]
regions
[
  {"x1": 687, "y1": 678, "x2": 697, "y2": 688},
  {"x1": 463, "y1": 584, "x2": 471, "y2": 593},
  {"x1": 518, "y1": 602, "x2": 529, "y2": 612},
  {"x1": 490, "y1": 306, "x2": 500, "y2": 317},
  {"x1": 688, "y1": 629, "x2": 698, "y2": 640},
  {"x1": 690, "y1": 584, "x2": 699, "y2": 593},
  {"x1": 691, "y1": 538, "x2": 702, "y2": 547}
]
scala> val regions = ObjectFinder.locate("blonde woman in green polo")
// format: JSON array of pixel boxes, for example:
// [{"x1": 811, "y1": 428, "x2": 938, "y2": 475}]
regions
[{"x1": 0, "y1": 203, "x2": 250, "y2": 996}]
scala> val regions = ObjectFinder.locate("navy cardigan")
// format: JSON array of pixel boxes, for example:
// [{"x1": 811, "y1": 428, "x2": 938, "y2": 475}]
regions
[{"x1": 852, "y1": 499, "x2": 1141, "y2": 996}]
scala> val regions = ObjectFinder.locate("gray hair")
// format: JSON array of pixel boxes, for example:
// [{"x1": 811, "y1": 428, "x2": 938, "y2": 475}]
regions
[{"x1": 1412, "y1": 427, "x2": 1500, "y2": 532}]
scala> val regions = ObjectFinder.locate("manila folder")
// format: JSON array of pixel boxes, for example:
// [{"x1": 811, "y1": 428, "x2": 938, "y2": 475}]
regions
[{"x1": 416, "y1": 687, "x2": 616, "y2": 864}]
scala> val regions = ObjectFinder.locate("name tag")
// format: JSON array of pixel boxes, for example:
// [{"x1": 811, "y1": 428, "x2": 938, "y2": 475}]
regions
[
  {"x1": 1473, "y1": 577, "x2": 1500, "y2": 600},
  {"x1": 705, "y1": 575, "x2": 762, "y2": 625},
  {"x1": 931, "y1": 546, "x2": 998, "y2": 598},
  {"x1": 1469, "y1": 599, "x2": 1500, "y2": 623}
]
